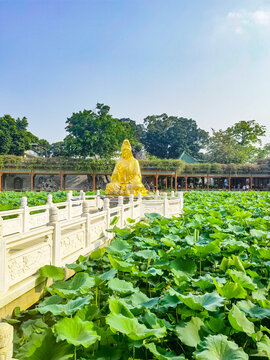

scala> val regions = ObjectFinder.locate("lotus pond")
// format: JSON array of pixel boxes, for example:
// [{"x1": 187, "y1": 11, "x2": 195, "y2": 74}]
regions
[
  {"x1": 0, "y1": 190, "x2": 105, "y2": 211},
  {"x1": 9, "y1": 191, "x2": 270, "y2": 359}
]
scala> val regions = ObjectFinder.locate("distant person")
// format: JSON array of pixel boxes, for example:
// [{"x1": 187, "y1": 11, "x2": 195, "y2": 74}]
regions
[{"x1": 150, "y1": 181, "x2": 154, "y2": 191}]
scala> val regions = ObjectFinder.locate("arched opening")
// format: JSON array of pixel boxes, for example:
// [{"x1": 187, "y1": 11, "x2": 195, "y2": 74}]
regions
[{"x1": 14, "y1": 177, "x2": 23, "y2": 190}]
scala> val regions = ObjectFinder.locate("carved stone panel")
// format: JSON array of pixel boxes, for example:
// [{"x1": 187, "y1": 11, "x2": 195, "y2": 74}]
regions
[
  {"x1": 29, "y1": 212, "x2": 49, "y2": 229},
  {"x1": 8, "y1": 243, "x2": 52, "y2": 286},
  {"x1": 61, "y1": 230, "x2": 85, "y2": 257},
  {"x1": 3, "y1": 218, "x2": 22, "y2": 236}
]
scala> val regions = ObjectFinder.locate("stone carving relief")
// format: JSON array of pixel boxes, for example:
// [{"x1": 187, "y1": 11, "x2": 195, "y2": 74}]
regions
[
  {"x1": 8, "y1": 244, "x2": 51, "y2": 286},
  {"x1": 61, "y1": 231, "x2": 84, "y2": 257}
]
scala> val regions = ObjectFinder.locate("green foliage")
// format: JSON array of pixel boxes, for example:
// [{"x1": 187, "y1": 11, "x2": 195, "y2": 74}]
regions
[
  {"x1": 39, "y1": 265, "x2": 65, "y2": 281},
  {"x1": 11, "y1": 192, "x2": 270, "y2": 359},
  {"x1": 207, "y1": 120, "x2": 267, "y2": 164},
  {"x1": 64, "y1": 103, "x2": 141, "y2": 158},
  {"x1": 0, "y1": 114, "x2": 49, "y2": 156},
  {"x1": 0, "y1": 190, "x2": 104, "y2": 211},
  {"x1": 142, "y1": 113, "x2": 209, "y2": 159}
]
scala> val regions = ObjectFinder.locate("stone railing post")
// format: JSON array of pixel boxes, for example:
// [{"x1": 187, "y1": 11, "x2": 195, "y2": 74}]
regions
[
  {"x1": 118, "y1": 196, "x2": 124, "y2": 227},
  {"x1": 20, "y1": 196, "x2": 29, "y2": 232},
  {"x1": 137, "y1": 192, "x2": 142, "y2": 202},
  {"x1": 49, "y1": 207, "x2": 61, "y2": 266},
  {"x1": 178, "y1": 191, "x2": 184, "y2": 212},
  {"x1": 47, "y1": 194, "x2": 53, "y2": 206},
  {"x1": 0, "y1": 323, "x2": 14, "y2": 360},
  {"x1": 154, "y1": 190, "x2": 159, "y2": 200},
  {"x1": 171, "y1": 190, "x2": 175, "y2": 198},
  {"x1": 129, "y1": 194, "x2": 134, "y2": 219},
  {"x1": 82, "y1": 201, "x2": 91, "y2": 248},
  {"x1": 103, "y1": 198, "x2": 110, "y2": 230},
  {"x1": 163, "y1": 192, "x2": 168, "y2": 217},
  {"x1": 66, "y1": 191, "x2": 72, "y2": 220},
  {"x1": 96, "y1": 190, "x2": 101, "y2": 208},
  {"x1": 0, "y1": 217, "x2": 8, "y2": 293},
  {"x1": 80, "y1": 190, "x2": 85, "y2": 201}
]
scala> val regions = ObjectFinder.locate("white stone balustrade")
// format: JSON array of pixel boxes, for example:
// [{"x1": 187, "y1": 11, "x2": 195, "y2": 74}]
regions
[
  {"x1": 0, "y1": 191, "x2": 183, "y2": 316},
  {"x1": 0, "y1": 322, "x2": 15, "y2": 359}
]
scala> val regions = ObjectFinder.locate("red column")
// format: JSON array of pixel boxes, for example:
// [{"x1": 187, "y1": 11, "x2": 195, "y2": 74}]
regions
[
  {"x1": 207, "y1": 176, "x2": 209, "y2": 190},
  {"x1": 30, "y1": 173, "x2": 34, "y2": 191},
  {"x1": 60, "y1": 173, "x2": 63, "y2": 191},
  {"x1": 165, "y1": 177, "x2": 167, "y2": 190},
  {"x1": 175, "y1": 174, "x2": 177, "y2": 191},
  {"x1": 228, "y1": 176, "x2": 231, "y2": 191},
  {"x1": 0, "y1": 172, "x2": 2, "y2": 191},
  {"x1": 63, "y1": 174, "x2": 66, "y2": 190},
  {"x1": 250, "y1": 176, "x2": 253, "y2": 190},
  {"x1": 185, "y1": 176, "x2": 188, "y2": 191},
  {"x1": 93, "y1": 174, "x2": 96, "y2": 190},
  {"x1": 155, "y1": 174, "x2": 158, "y2": 190}
]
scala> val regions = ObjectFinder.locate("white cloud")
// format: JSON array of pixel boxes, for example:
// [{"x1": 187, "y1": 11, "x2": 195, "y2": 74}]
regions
[{"x1": 227, "y1": 9, "x2": 270, "y2": 34}]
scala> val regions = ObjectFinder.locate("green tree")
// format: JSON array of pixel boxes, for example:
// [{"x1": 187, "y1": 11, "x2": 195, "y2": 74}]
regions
[
  {"x1": 142, "y1": 114, "x2": 209, "y2": 159},
  {"x1": 0, "y1": 115, "x2": 33, "y2": 155},
  {"x1": 206, "y1": 120, "x2": 267, "y2": 164},
  {"x1": 50, "y1": 141, "x2": 68, "y2": 157},
  {"x1": 64, "y1": 104, "x2": 140, "y2": 158}
]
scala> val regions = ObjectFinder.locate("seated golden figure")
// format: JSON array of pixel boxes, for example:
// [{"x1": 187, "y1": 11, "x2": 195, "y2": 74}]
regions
[{"x1": 105, "y1": 140, "x2": 147, "y2": 196}]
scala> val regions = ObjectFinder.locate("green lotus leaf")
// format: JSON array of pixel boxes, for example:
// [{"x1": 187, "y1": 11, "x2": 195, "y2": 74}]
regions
[
  {"x1": 258, "y1": 248, "x2": 270, "y2": 260},
  {"x1": 194, "y1": 334, "x2": 248, "y2": 360},
  {"x1": 194, "y1": 240, "x2": 221, "y2": 257},
  {"x1": 237, "y1": 300, "x2": 270, "y2": 319},
  {"x1": 39, "y1": 265, "x2": 65, "y2": 281},
  {"x1": 228, "y1": 304, "x2": 255, "y2": 336},
  {"x1": 65, "y1": 263, "x2": 87, "y2": 272},
  {"x1": 252, "y1": 288, "x2": 268, "y2": 301},
  {"x1": 108, "y1": 254, "x2": 134, "y2": 272},
  {"x1": 170, "y1": 258, "x2": 197, "y2": 276},
  {"x1": 37, "y1": 295, "x2": 91, "y2": 316},
  {"x1": 108, "y1": 278, "x2": 137, "y2": 294},
  {"x1": 76, "y1": 304, "x2": 100, "y2": 321},
  {"x1": 47, "y1": 272, "x2": 95, "y2": 298},
  {"x1": 161, "y1": 237, "x2": 176, "y2": 247},
  {"x1": 130, "y1": 291, "x2": 150, "y2": 307},
  {"x1": 177, "y1": 291, "x2": 225, "y2": 311},
  {"x1": 159, "y1": 294, "x2": 182, "y2": 308},
  {"x1": 206, "y1": 314, "x2": 226, "y2": 333},
  {"x1": 145, "y1": 342, "x2": 185, "y2": 360},
  {"x1": 106, "y1": 238, "x2": 131, "y2": 255},
  {"x1": 16, "y1": 329, "x2": 73, "y2": 360},
  {"x1": 98, "y1": 268, "x2": 117, "y2": 280},
  {"x1": 176, "y1": 317, "x2": 206, "y2": 347},
  {"x1": 90, "y1": 247, "x2": 106, "y2": 259},
  {"x1": 213, "y1": 279, "x2": 247, "y2": 299},
  {"x1": 106, "y1": 312, "x2": 166, "y2": 340},
  {"x1": 257, "y1": 335, "x2": 270, "y2": 358},
  {"x1": 21, "y1": 318, "x2": 48, "y2": 339},
  {"x1": 227, "y1": 269, "x2": 257, "y2": 290},
  {"x1": 55, "y1": 316, "x2": 100, "y2": 348},
  {"x1": 250, "y1": 229, "x2": 267, "y2": 238},
  {"x1": 135, "y1": 249, "x2": 156, "y2": 259},
  {"x1": 108, "y1": 298, "x2": 134, "y2": 318},
  {"x1": 192, "y1": 275, "x2": 214, "y2": 290}
]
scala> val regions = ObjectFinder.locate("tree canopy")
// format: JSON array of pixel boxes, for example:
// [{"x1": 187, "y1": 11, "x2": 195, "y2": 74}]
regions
[
  {"x1": 142, "y1": 114, "x2": 209, "y2": 159},
  {"x1": 0, "y1": 107, "x2": 268, "y2": 165},
  {"x1": 206, "y1": 120, "x2": 267, "y2": 164},
  {"x1": 64, "y1": 104, "x2": 141, "y2": 158},
  {"x1": 0, "y1": 115, "x2": 48, "y2": 156}
]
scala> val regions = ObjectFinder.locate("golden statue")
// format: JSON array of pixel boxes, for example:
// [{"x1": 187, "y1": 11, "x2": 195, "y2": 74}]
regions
[{"x1": 106, "y1": 140, "x2": 147, "y2": 196}]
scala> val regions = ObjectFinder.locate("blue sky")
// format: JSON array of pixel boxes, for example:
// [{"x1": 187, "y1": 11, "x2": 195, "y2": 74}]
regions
[{"x1": 0, "y1": 0, "x2": 270, "y2": 143}]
